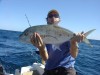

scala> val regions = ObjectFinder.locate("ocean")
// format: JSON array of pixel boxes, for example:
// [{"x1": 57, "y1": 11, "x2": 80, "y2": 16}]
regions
[{"x1": 0, "y1": 29, "x2": 100, "y2": 75}]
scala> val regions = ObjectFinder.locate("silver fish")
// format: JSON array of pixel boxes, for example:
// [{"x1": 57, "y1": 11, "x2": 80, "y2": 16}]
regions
[{"x1": 19, "y1": 24, "x2": 96, "y2": 47}]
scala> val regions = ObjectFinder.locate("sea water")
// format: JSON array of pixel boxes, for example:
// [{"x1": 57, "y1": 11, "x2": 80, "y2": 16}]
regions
[{"x1": 0, "y1": 29, "x2": 100, "y2": 75}]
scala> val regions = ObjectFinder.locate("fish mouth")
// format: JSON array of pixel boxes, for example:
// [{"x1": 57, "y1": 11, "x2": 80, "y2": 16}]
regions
[
  {"x1": 19, "y1": 37, "x2": 27, "y2": 43},
  {"x1": 19, "y1": 33, "x2": 23, "y2": 38},
  {"x1": 19, "y1": 35, "x2": 31, "y2": 44},
  {"x1": 19, "y1": 37, "x2": 23, "y2": 42},
  {"x1": 19, "y1": 34, "x2": 26, "y2": 42}
]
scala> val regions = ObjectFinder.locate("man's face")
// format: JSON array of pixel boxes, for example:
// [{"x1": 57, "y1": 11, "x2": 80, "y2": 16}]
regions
[{"x1": 47, "y1": 12, "x2": 60, "y2": 25}]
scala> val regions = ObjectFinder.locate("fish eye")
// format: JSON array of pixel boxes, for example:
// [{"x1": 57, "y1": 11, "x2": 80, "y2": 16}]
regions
[{"x1": 24, "y1": 33, "x2": 28, "y2": 36}]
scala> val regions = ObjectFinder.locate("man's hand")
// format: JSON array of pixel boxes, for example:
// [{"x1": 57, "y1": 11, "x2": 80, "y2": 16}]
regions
[
  {"x1": 30, "y1": 32, "x2": 45, "y2": 49},
  {"x1": 70, "y1": 33, "x2": 85, "y2": 58},
  {"x1": 71, "y1": 33, "x2": 85, "y2": 43},
  {"x1": 30, "y1": 32, "x2": 48, "y2": 61}
]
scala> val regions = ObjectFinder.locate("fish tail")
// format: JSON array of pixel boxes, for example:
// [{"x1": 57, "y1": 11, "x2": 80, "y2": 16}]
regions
[{"x1": 83, "y1": 29, "x2": 96, "y2": 47}]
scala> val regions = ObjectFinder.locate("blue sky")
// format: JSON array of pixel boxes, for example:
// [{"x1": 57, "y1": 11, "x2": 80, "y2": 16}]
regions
[{"x1": 0, "y1": 0, "x2": 100, "y2": 40}]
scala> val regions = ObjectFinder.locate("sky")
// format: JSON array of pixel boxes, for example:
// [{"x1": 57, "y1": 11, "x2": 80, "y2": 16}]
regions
[{"x1": 0, "y1": 0, "x2": 100, "y2": 40}]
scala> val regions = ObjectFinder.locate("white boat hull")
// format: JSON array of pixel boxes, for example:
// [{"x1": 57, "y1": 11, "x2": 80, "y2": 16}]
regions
[{"x1": 5, "y1": 63, "x2": 44, "y2": 75}]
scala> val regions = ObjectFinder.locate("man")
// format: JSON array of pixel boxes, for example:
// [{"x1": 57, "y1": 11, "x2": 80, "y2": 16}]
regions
[{"x1": 30, "y1": 9, "x2": 84, "y2": 75}]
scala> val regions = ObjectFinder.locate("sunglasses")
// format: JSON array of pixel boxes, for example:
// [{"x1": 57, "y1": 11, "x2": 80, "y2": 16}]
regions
[{"x1": 48, "y1": 14, "x2": 59, "y2": 18}]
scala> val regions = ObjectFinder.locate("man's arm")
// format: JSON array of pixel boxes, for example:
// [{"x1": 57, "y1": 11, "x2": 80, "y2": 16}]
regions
[
  {"x1": 70, "y1": 40, "x2": 79, "y2": 58},
  {"x1": 38, "y1": 46, "x2": 48, "y2": 61},
  {"x1": 70, "y1": 33, "x2": 84, "y2": 58},
  {"x1": 30, "y1": 32, "x2": 48, "y2": 62}
]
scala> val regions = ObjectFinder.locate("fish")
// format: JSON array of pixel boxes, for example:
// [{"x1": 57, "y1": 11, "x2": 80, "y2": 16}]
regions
[{"x1": 19, "y1": 24, "x2": 96, "y2": 47}]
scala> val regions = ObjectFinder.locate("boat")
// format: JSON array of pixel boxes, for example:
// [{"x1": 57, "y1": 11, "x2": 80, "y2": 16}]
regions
[
  {"x1": 2, "y1": 63, "x2": 45, "y2": 75},
  {"x1": 20, "y1": 63, "x2": 44, "y2": 75}
]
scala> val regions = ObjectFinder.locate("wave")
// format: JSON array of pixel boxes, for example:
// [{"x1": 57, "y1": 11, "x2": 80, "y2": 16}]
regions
[{"x1": 0, "y1": 29, "x2": 100, "y2": 75}]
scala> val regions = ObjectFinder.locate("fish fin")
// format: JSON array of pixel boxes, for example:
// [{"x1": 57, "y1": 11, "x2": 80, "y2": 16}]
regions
[
  {"x1": 83, "y1": 37, "x2": 93, "y2": 47},
  {"x1": 83, "y1": 29, "x2": 96, "y2": 47},
  {"x1": 84, "y1": 29, "x2": 96, "y2": 37}
]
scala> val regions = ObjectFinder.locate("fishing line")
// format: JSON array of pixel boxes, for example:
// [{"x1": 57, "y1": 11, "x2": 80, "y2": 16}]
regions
[{"x1": 25, "y1": 14, "x2": 31, "y2": 27}]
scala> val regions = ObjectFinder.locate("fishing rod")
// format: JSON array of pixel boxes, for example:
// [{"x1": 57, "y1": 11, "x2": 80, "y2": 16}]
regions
[{"x1": 25, "y1": 14, "x2": 31, "y2": 27}]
